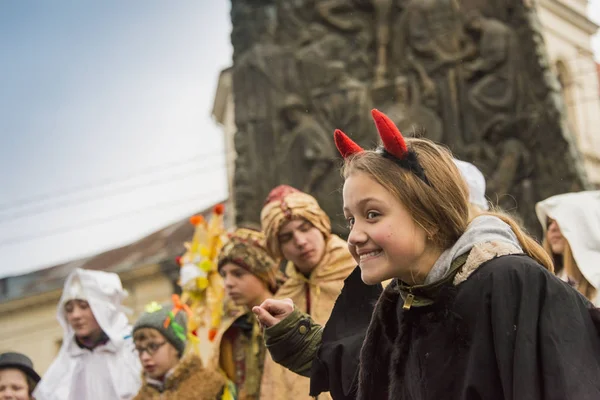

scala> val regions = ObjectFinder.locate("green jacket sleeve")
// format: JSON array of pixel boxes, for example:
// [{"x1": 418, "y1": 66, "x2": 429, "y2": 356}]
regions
[{"x1": 263, "y1": 308, "x2": 323, "y2": 377}]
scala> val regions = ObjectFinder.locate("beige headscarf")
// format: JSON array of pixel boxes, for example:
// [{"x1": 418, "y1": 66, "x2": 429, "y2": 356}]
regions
[
  {"x1": 259, "y1": 186, "x2": 355, "y2": 400},
  {"x1": 260, "y1": 185, "x2": 331, "y2": 260}
]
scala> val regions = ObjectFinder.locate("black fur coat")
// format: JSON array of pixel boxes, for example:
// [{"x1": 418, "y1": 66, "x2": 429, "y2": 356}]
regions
[{"x1": 358, "y1": 255, "x2": 600, "y2": 400}]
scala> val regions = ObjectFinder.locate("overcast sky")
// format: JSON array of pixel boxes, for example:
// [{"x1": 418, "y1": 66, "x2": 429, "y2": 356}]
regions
[
  {"x1": 0, "y1": 1, "x2": 232, "y2": 278},
  {"x1": 0, "y1": 1, "x2": 599, "y2": 279}
]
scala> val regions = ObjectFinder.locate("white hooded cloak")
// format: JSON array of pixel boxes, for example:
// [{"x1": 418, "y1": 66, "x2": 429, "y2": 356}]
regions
[
  {"x1": 33, "y1": 268, "x2": 142, "y2": 400},
  {"x1": 536, "y1": 190, "x2": 600, "y2": 305}
]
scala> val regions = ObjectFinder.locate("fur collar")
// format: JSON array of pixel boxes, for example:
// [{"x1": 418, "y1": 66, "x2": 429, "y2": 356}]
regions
[
  {"x1": 454, "y1": 241, "x2": 521, "y2": 285},
  {"x1": 134, "y1": 353, "x2": 225, "y2": 400}
]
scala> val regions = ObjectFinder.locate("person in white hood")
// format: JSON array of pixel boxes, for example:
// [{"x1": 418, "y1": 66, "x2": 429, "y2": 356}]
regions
[
  {"x1": 33, "y1": 268, "x2": 142, "y2": 400},
  {"x1": 536, "y1": 190, "x2": 600, "y2": 305},
  {"x1": 453, "y1": 159, "x2": 490, "y2": 215}
]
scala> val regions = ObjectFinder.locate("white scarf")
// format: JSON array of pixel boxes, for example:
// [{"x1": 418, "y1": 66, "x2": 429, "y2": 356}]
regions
[{"x1": 425, "y1": 215, "x2": 522, "y2": 285}]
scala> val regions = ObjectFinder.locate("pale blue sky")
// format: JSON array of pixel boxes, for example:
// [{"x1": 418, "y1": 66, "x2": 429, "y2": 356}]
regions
[
  {"x1": 0, "y1": 1, "x2": 232, "y2": 278},
  {"x1": 0, "y1": 2, "x2": 599, "y2": 279}
]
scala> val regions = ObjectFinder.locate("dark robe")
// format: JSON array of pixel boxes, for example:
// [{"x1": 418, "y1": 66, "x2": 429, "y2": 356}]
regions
[
  {"x1": 309, "y1": 266, "x2": 383, "y2": 399},
  {"x1": 358, "y1": 255, "x2": 600, "y2": 400}
]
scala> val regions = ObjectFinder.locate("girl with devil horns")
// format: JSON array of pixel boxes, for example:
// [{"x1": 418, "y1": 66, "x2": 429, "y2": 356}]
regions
[{"x1": 253, "y1": 109, "x2": 600, "y2": 399}]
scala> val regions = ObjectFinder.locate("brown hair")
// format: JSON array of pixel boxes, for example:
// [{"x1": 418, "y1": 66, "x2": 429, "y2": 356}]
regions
[
  {"x1": 133, "y1": 327, "x2": 163, "y2": 346},
  {"x1": 342, "y1": 138, "x2": 553, "y2": 271},
  {"x1": 543, "y1": 237, "x2": 596, "y2": 300}
]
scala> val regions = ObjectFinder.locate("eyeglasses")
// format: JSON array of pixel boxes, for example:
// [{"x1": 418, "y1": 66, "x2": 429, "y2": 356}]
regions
[{"x1": 135, "y1": 341, "x2": 167, "y2": 356}]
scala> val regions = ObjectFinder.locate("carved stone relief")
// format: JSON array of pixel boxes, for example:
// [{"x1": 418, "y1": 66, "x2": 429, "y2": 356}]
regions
[{"x1": 230, "y1": 0, "x2": 589, "y2": 238}]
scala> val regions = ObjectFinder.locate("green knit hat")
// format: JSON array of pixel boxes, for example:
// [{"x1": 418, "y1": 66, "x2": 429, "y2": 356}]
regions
[{"x1": 133, "y1": 301, "x2": 188, "y2": 355}]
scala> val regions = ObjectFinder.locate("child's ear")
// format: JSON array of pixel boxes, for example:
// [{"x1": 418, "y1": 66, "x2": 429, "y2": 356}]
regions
[
  {"x1": 166, "y1": 341, "x2": 182, "y2": 357},
  {"x1": 165, "y1": 341, "x2": 184, "y2": 363}
]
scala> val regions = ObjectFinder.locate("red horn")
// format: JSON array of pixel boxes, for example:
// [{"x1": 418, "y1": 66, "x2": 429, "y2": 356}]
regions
[
  {"x1": 334, "y1": 129, "x2": 364, "y2": 158},
  {"x1": 371, "y1": 109, "x2": 408, "y2": 159}
]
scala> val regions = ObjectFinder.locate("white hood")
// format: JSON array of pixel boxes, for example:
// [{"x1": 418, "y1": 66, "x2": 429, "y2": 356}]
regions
[
  {"x1": 57, "y1": 267, "x2": 131, "y2": 345},
  {"x1": 453, "y1": 159, "x2": 489, "y2": 211},
  {"x1": 34, "y1": 268, "x2": 141, "y2": 400},
  {"x1": 535, "y1": 191, "x2": 600, "y2": 294}
]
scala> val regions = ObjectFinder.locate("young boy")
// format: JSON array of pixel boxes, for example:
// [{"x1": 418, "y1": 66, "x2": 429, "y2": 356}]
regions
[
  {"x1": 132, "y1": 300, "x2": 233, "y2": 400},
  {"x1": 258, "y1": 185, "x2": 356, "y2": 399},
  {"x1": 216, "y1": 228, "x2": 281, "y2": 399}
]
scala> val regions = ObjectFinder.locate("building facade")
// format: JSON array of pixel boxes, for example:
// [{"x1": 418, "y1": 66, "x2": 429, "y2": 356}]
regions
[
  {"x1": 0, "y1": 207, "x2": 217, "y2": 374},
  {"x1": 0, "y1": 264, "x2": 176, "y2": 374},
  {"x1": 538, "y1": 0, "x2": 600, "y2": 185}
]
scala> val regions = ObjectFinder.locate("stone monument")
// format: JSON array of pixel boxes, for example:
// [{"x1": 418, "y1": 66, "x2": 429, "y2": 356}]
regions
[{"x1": 229, "y1": 0, "x2": 590, "y2": 239}]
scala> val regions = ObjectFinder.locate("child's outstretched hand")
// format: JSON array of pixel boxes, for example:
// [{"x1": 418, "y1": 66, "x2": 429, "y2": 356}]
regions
[{"x1": 252, "y1": 298, "x2": 294, "y2": 328}]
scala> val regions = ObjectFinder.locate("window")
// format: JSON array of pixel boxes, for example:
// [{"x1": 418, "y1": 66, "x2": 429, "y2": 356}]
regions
[{"x1": 556, "y1": 60, "x2": 579, "y2": 136}]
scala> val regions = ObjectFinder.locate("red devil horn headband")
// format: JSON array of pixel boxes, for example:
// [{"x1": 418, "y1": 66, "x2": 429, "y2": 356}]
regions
[
  {"x1": 371, "y1": 109, "x2": 408, "y2": 159},
  {"x1": 334, "y1": 129, "x2": 363, "y2": 158},
  {"x1": 333, "y1": 109, "x2": 431, "y2": 186}
]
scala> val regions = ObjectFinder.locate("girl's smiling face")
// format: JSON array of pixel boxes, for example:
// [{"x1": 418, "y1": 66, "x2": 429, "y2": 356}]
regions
[{"x1": 343, "y1": 171, "x2": 441, "y2": 285}]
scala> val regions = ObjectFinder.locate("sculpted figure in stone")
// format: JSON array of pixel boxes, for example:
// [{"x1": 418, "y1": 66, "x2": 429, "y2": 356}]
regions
[
  {"x1": 277, "y1": 94, "x2": 344, "y2": 226},
  {"x1": 463, "y1": 10, "x2": 522, "y2": 143},
  {"x1": 311, "y1": 0, "x2": 375, "y2": 80},
  {"x1": 296, "y1": 23, "x2": 372, "y2": 84},
  {"x1": 276, "y1": 95, "x2": 334, "y2": 191},
  {"x1": 276, "y1": 0, "x2": 315, "y2": 45},
  {"x1": 462, "y1": 117, "x2": 535, "y2": 224},
  {"x1": 296, "y1": 26, "x2": 352, "y2": 89},
  {"x1": 394, "y1": 0, "x2": 476, "y2": 146},
  {"x1": 316, "y1": 0, "x2": 420, "y2": 84},
  {"x1": 282, "y1": 96, "x2": 337, "y2": 194},
  {"x1": 373, "y1": 0, "x2": 394, "y2": 84},
  {"x1": 316, "y1": 0, "x2": 370, "y2": 32},
  {"x1": 308, "y1": 61, "x2": 374, "y2": 144},
  {"x1": 373, "y1": 76, "x2": 443, "y2": 142}
]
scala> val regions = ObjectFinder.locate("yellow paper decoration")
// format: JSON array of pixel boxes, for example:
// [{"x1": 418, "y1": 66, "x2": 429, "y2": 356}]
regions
[
  {"x1": 199, "y1": 259, "x2": 212, "y2": 273},
  {"x1": 176, "y1": 204, "x2": 228, "y2": 348},
  {"x1": 196, "y1": 276, "x2": 209, "y2": 290}
]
